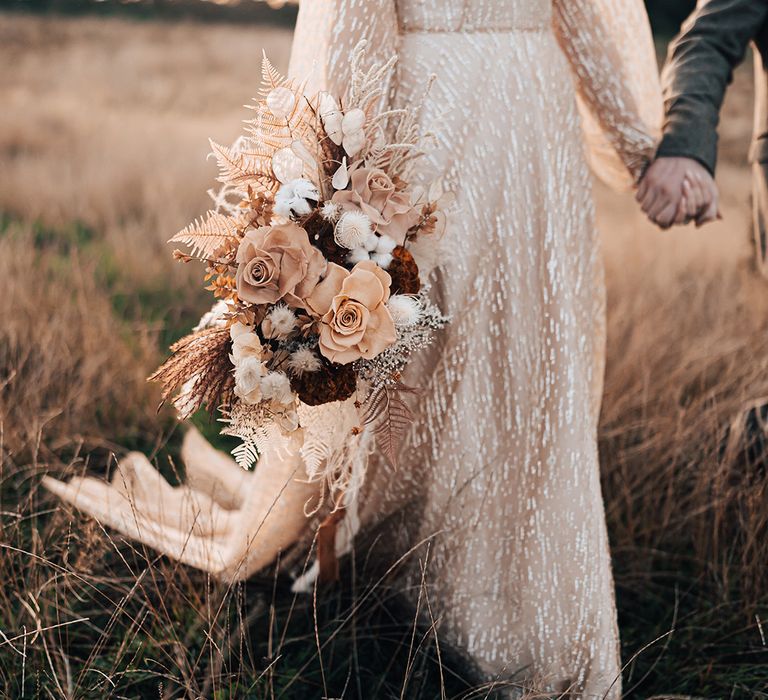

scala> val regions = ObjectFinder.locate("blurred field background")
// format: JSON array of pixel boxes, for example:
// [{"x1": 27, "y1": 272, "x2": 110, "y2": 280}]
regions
[{"x1": 1, "y1": 1, "x2": 768, "y2": 698}]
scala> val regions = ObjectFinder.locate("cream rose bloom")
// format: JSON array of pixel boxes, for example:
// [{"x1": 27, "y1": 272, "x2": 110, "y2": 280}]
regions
[
  {"x1": 230, "y1": 324, "x2": 264, "y2": 362},
  {"x1": 235, "y1": 222, "x2": 326, "y2": 308},
  {"x1": 306, "y1": 260, "x2": 397, "y2": 365},
  {"x1": 332, "y1": 168, "x2": 420, "y2": 246}
]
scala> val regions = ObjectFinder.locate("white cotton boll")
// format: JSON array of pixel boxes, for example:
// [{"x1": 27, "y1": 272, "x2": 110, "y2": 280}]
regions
[
  {"x1": 274, "y1": 179, "x2": 319, "y2": 218},
  {"x1": 387, "y1": 295, "x2": 421, "y2": 327},
  {"x1": 234, "y1": 357, "x2": 265, "y2": 404},
  {"x1": 290, "y1": 178, "x2": 319, "y2": 201},
  {"x1": 288, "y1": 347, "x2": 322, "y2": 376},
  {"x1": 320, "y1": 201, "x2": 342, "y2": 222},
  {"x1": 346, "y1": 247, "x2": 369, "y2": 264},
  {"x1": 371, "y1": 252, "x2": 394, "y2": 269},
  {"x1": 375, "y1": 235, "x2": 397, "y2": 255},
  {"x1": 267, "y1": 305, "x2": 297, "y2": 337},
  {"x1": 260, "y1": 371, "x2": 294, "y2": 405},
  {"x1": 334, "y1": 211, "x2": 372, "y2": 249},
  {"x1": 362, "y1": 232, "x2": 380, "y2": 252}
]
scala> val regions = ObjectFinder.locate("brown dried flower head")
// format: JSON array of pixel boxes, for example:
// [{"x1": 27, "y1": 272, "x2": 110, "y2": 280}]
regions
[{"x1": 388, "y1": 246, "x2": 421, "y2": 295}]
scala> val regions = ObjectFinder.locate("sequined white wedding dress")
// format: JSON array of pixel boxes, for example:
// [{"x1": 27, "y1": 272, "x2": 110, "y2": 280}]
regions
[{"x1": 45, "y1": 0, "x2": 661, "y2": 695}]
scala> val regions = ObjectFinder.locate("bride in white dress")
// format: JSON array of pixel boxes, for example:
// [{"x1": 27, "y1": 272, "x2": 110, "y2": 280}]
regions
[{"x1": 45, "y1": 0, "x2": 662, "y2": 695}]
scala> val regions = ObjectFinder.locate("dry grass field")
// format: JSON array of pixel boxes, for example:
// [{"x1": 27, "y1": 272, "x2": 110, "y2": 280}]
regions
[{"x1": 1, "y1": 12, "x2": 768, "y2": 699}]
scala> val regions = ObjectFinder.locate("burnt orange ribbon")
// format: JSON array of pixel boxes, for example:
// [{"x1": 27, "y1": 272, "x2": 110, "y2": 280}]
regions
[{"x1": 316, "y1": 507, "x2": 346, "y2": 584}]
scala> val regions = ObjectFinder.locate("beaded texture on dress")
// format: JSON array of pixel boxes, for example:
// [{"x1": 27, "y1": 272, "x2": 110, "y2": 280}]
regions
[{"x1": 290, "y1": 0, "x2": 661, "y2": 696}]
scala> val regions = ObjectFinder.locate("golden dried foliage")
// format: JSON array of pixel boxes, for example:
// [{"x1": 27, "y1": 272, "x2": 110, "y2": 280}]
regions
[
  {"x1": 169, "y1": 210, "x2": 240, "y2": 259},
  {"x1": 245, "y1": 55, "x2": 318, "y2": 155},
  {"x1": 148, "y1": 327, "x2": 235, "y2": 419},
  {"x1": 209, "y1": 139, "x2": 280, "y2": 192}
]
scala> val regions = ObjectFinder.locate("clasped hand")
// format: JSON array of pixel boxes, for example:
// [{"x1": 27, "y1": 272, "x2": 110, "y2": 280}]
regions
[{"x1": 636, "y1": 157, "x2": 720, "y2": 229}]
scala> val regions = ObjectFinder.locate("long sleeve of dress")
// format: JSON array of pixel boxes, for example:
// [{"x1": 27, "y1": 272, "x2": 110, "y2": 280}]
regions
[
  {"x1": 553, "y1": 0, "x2": 663, "y2": 189},
  {"x1": 656, "y1": 0, "x2": 768, "y2": 175},
  {"x1": 288, "y1": 0, "x2": 399, "y2": 96}
]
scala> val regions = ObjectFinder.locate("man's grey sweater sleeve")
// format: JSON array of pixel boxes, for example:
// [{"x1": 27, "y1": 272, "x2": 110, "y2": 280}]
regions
[{"x1": 656, "y1": 0, "x2": 768, "y2": 174}]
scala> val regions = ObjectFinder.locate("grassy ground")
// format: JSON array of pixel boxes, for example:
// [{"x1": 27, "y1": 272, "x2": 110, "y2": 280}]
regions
[{"x1": 1, "y1": 12, "x2": 767, "y2": 699}]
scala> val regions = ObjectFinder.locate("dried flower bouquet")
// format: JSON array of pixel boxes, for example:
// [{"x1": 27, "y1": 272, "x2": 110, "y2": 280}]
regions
[{"x1": 153, "y1": 43, "x2": 448, "y2": 503}]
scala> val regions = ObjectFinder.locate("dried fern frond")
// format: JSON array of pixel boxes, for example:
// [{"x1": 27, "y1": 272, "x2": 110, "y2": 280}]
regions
[
  {"x1": 259, "y1": 52, "x2": 291, "y2": 95},
  {"x1": 169, "y1": 210, "x2": 239, "y2": 259},
  {"x1": 209, "y1": 139, "x2": 279, "y2": 192},
  {"x1": 148, "y1": 327, "x2": 234, "y2": 419},
  {"x1": 243, "y1": 56, "x2": 320, "y2": 181}
]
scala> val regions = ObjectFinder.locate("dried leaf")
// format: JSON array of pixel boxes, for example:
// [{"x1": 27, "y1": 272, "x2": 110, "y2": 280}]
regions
[
  {"x1": 363, "y1": 381, "x2": 418, "y2": 465},
  {"x1": 169, "y1": 211, "x2": 239, "y2": 259},
  {"x1": 372, "y1": 393, "x2": 414, "y2": 467}
]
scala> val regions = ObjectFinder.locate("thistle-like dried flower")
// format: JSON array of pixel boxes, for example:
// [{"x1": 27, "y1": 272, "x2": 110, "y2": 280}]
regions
[
  {"x1": 387, "y1": 294, "x2": 421, "y2": 327},
  {"x1": 334, "y1": 211, "x2": 372, "y2": 250},
  {"x1": 320, "y1": 201, "x2": 342, "y2": 222},
  {"x1": 262, "y1": 305, "x2": 297, "y2": 339},
  {"x1": 287, "y1": 347, "x2": 322, "y2": 376},
  {"x1": 260, "y1": 371, "x2": 294, "y2": 405}
]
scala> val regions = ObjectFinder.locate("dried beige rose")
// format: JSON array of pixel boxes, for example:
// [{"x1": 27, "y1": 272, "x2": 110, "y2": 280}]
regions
[
  {"x1": 332, "y1": 168, "x2": 420, "y2": 245},
  {"x1": 235, "y1": 222, "x2": 326, "y2": 308},
  {"x1": 306, "y1": 260, "x2": 397, "y2": 365}
]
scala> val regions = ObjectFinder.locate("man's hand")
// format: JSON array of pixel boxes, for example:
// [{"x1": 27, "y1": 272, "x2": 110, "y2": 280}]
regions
[{"x1": 636, "y1": 157, "x2": 720, "y2": 229}]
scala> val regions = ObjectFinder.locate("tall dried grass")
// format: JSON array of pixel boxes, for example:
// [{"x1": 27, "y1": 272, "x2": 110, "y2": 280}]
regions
[{"x1": 0, "y1": 12, "x2": 766, "y2": 698}]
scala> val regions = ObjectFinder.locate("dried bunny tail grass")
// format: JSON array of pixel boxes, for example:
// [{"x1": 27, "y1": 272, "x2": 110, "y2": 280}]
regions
[{"x1": 148, "y1": 327, "x2": 234, "y2": 419}]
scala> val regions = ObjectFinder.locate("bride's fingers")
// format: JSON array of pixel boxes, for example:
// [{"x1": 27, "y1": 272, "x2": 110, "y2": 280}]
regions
[
  {"x1": 674, "y1": 195, "x2": 691, "y2": 226},
  {"x1": 696, "y1": 198, "x2": 720, "y2": 227},
  {"x1": 636, "y1": 175, "x2": 650, "y2": 202}
]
